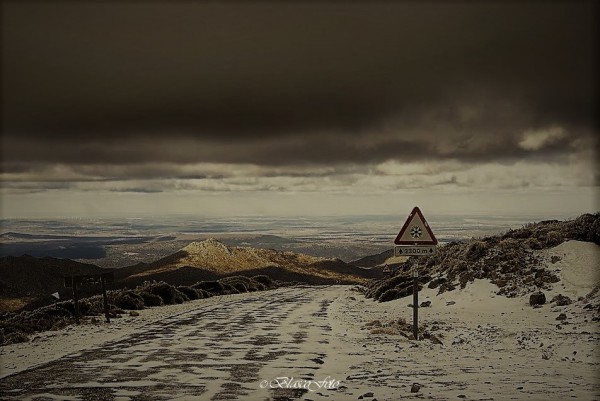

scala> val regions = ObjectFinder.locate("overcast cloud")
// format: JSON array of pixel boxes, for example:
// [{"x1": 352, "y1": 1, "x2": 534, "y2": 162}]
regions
[{"x1": 1, "y1": 2, "x2": 598, "y2": 217}]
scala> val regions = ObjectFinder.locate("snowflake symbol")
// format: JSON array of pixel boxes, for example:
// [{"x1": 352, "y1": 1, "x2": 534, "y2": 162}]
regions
[{"x1": 410, "y1": 226, "x2": 422, "y2": 239}]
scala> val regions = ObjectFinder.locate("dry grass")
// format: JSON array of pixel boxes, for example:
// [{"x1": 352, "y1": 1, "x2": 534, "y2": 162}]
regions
[{"x1": 0, "y1": 297, "x2": 36, "y2": 312}]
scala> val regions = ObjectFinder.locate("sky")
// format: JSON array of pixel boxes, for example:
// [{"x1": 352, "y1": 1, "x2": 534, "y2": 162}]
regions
[{"x1": 1, "y1": 1, "x2": 598, "y2": 218}]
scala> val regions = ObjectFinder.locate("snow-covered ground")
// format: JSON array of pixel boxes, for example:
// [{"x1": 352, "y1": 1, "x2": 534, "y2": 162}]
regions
[{"x1": 1, "y1": 240, "x2": 598, "y2": 400}]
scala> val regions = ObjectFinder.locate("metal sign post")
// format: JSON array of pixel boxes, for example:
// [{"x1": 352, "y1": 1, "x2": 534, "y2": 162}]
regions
[
  {"x1": 394, "y1": 207, "x2": 438, "y2": 341},
  {"x1": 413, "y1": 260, "x2": 419, "y2": 340}
]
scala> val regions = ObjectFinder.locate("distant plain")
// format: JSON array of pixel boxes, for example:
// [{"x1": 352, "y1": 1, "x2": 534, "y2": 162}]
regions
[{"x1": 0, "y1": 214, "x2": 569, "y2": 267}]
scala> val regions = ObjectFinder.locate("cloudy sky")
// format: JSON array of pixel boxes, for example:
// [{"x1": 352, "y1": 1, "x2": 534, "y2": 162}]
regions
[{"x1": 1, "y1": 2, "x2": 598, "y2": 218}]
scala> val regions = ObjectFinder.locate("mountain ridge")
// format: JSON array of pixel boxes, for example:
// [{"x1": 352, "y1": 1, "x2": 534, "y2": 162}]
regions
[
  {"x1": 0, "y1": 239, "x2": 381, "y2": 312},
  {"x1": 124, "y1": 238, "x2": 378, "y2": 283}
]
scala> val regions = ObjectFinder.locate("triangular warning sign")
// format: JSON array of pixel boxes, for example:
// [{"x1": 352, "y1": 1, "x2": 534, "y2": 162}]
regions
[{"x1": 394, "y1": 206, "x2": 438, "y2": 245}]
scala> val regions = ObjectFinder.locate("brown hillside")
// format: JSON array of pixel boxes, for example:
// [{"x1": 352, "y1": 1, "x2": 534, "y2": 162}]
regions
[{"x1": 124, "y1": 238, "x2": 380, "y2": 283}]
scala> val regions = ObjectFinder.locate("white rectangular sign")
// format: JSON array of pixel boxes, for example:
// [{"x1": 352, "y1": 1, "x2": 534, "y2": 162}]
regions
[{"x1": 394, "y1": 245, "x2": 437, "y2": 257}]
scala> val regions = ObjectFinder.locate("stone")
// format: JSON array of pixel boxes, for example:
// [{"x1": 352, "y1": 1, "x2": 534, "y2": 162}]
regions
[
  {"x1": 129, "y1": 311, "x2": 140, "y2": 317},
  {"x1": 410, "y1": 383, "x2": 421, "y2": 393},
  {"x1": 556, "y1": 313, "x2": 567, "y2": 321},
  {"x1": 420, "y1": 301, "x2": 431, "y2": 307},
  {"x1": 529, "y1": 291, "x2": 546, "y2": 306},
  {"x1": 551, "y1": 294, "x2": 572, "y2": 306}
]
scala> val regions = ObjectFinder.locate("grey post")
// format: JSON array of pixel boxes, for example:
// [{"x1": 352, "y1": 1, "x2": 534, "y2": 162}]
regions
[{"x1": 413, "y1": 260, "x2": 419, "y2": 340}]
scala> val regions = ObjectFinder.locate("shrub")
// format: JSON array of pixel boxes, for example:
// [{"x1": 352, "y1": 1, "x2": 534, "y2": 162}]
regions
[
  {"x1": 177, "y1": 286, "x2": 200, "y2": 300},
  {"x1": 465, "y1": 241, "x2": 487, "y2": 261},
  {"x1": 370, "y1": 275, "x2": 412, "y2": 300},
  {"x1": 31, "y1": 306, "x2": 72, "y2": 320},
  {"x1": 56, "y1": 301, "x2": 76, "y2": 315},
  {"x1": 139, "y1": 291, "x2": 163, "y2": 307},
  {"x1": 526, "y1": 237, "x2": 543, "y2": 250},
  {"x1": 193, "y1": 281, "x2": 225, "y2": 295},
  {"x1": 499, "y1": 238, "x2": 522, "y2": 251},
  {"x1": 231, "y1": 282, "x2": 248, "y2": 293},
  {"x1": 148, "y1": 282, "x2": 188, "y2": 305},
  {"x1": 77, "y1": 299, "x2": 93, "y2": 316},
  {"x1": 379, "y1": 289, "x2": 400, "y2": 302},
  {"x1": 114, "y1": 291, "x2": 145, "y2": 310},
  {"x1": 174, "y1": 293, "x2": 187, "y2": 304},
  {"x1": 4, "y1": 331, "x2": 29, "y2": 345},
  {"x1": 252, "y1": 275, "x2": 276, "y2": 289},
  {"x1": 543, "y1": 231, "x2": 563, "y2": 247},
  {"x1": 428, "y1": 277, "x2": 447, "y2": 289},
  {"x1": 220, "y1": 277, "x2": 251, "y2": 293},
  {"x1": 221, "y1": 283, "x2": 240, "y2": 295}
]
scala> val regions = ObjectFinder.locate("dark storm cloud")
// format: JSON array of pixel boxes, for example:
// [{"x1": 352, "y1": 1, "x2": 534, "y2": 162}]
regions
[{"x1": 2, "y1": 1, "x2": 597, "y2": 168}]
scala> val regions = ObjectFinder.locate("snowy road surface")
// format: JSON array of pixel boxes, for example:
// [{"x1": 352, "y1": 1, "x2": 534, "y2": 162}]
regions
[
  {"x1": 1, "y1": 286, "x2": 349, "y2": 400},
  {"x1": 1, "y1": 283, "x2": 599, "y2": 400}
]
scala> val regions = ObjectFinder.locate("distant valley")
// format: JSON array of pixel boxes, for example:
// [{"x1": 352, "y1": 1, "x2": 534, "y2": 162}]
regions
[
  {"x1": 0, "y1": 238, "x2": 383, "y2": 312},
  {"x1": 0, "y1": 214, "x2": 550, "y2": 268}
]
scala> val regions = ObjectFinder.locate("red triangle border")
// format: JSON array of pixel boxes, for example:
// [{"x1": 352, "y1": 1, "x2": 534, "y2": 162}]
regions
[{"x1": 394, "y1": 206, "x2": 438, "y2": 245}]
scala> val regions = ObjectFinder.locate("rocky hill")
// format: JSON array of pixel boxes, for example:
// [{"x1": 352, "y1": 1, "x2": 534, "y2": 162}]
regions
[
  {"x1": 0, "y1": 239, "x2": 382, "y2": 312},
  {"x1": 121, "y1": 238, "x2": 380, "y2": 285},
  {"x1": 364, "y1": 213, "x2": 600, "y2": 302}
]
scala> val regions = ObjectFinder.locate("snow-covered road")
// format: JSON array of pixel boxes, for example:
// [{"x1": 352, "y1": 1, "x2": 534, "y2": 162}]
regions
[
  {"x1": 1, "y1": 274, "x2": 599, "y2": 400},
  {"x1": 0, "y1": 286, "x2": 349, "y2": 400}
]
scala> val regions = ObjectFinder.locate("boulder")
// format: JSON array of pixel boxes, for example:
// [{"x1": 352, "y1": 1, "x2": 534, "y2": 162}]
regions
[
  {"x1": 529, "y1": 291, "x2": 546, "y2": 306},
  {"x1": 551, "y1": 294, "x2": 572, "y2": 306}
]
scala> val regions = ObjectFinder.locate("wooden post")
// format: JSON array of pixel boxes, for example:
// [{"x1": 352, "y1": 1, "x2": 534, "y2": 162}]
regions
[
  {"x1": 72, "y1": 276, "x2": 80, "y2": 325},
  {"x1": 101, "y1": 276, "x2": 110, "y2": 323},
  {"x1": 413, "y1": 261, "x2": 419, "y2": 340}
]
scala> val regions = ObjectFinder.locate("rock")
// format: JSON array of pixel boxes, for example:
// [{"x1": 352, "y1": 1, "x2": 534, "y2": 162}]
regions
[
  {"x1": 551, "y1": 294, "x2": 572, "y2": 306},
  {"x1": 90, "y1": 317, "x2": 99, "y2": 324},
  {"x1": 420, "y1": 301, "x2": 431, "y2": 307},
  {"x1": 429, "y1": 334, "x2": 443, "y2": 345},
  {"x1": 428, "y1": 277, "x2": 447, "y2": 289},
  {"x1": 410, "y1": 383, "x2": 421, "y2": 393},
  {"x1": 556, "y1": 313, "x2": 567, "y2": 321},
  {"x1": 529, "y1": 291, "x2": 546, "y2": 306},
  {"x1": 446, "y1": 301, "x2": 456, "y2": 306},
  {"x1": 129, "y1": 311, "x2": 140, "y2": 317},
  {"x1": 362, "y1": 392, "x2": 374, "y2": 398},
  {"x1": 583, "y1": 303, "x2": 593, "y2": 310}
]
